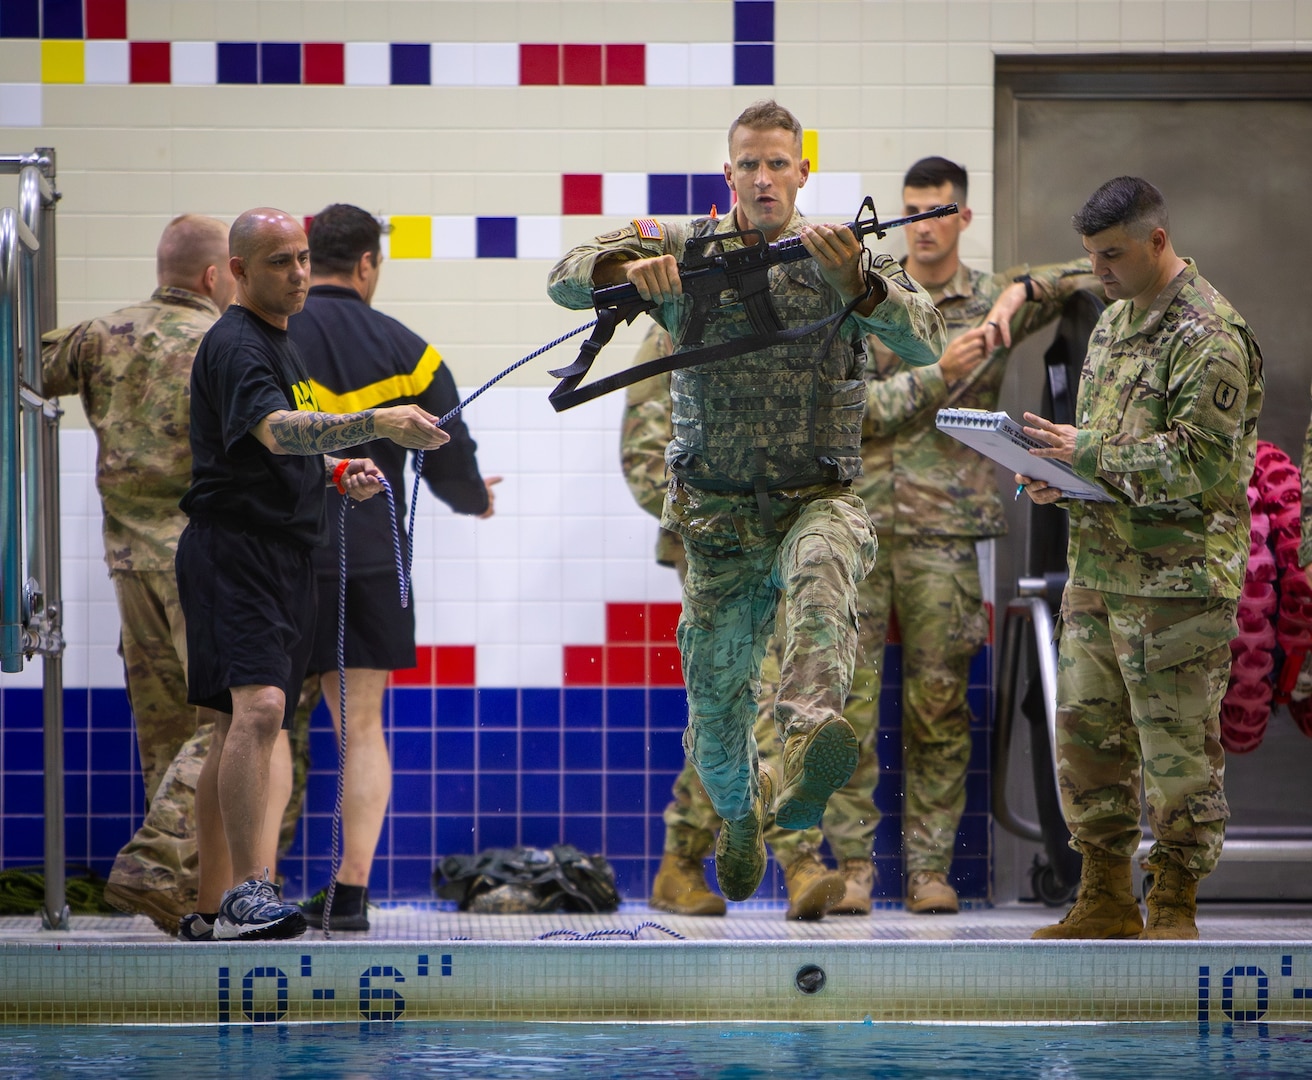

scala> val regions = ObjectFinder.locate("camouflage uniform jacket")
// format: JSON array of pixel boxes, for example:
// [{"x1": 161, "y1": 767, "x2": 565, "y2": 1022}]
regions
[
  {"x1": 857, "y1": 259, "x2": 1097, "y2": 537},
  {"x1": 1302, "y1": 378, "x2": 1312, "y2": 567},
  {"x1": 1067, "y1": 260, "x2": 1264, "y2": 599},
  {"x1": 619, "y1": 326, "x2": 683, "y2": 567},
  {"x1": 41, "y1": 287, "x2": 219, "y2": 571}
]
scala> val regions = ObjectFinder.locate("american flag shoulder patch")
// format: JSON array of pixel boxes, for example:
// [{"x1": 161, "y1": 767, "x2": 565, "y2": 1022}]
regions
[{"x1": 633, "y1": 217, "x2": 664, "y2": 241}]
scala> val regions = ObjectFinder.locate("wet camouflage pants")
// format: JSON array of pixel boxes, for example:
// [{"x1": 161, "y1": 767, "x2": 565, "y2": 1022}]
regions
[
  {"x1": 663, "y1": 614, "x2": 878, "y2": 866},
  {"x1": 852, "y1": 534, "x2": 988, "y2": 875},
  {"x1": 677, "y1": 488, "x2": 877, "y2": 823},
  {"x1": 112, "y1": 570, "x2": 193, "y2": 802},
  {"x1": 1056, "y1": 585, "x2": 1235, "y2": 878}
]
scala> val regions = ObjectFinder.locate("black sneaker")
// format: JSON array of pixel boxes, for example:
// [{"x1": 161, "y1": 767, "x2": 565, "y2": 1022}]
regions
[
  {"x1": 215, "y1": 874, "x2": 306, "y2": 941},
  {"x1": 177, "y1": 912, "x2": 216, "y2": 942},
  {"x1": 300, "y1": 884, "x2": 370, "y2": 931}
]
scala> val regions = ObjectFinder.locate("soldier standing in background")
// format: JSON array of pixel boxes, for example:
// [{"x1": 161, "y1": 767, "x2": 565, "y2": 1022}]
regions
[
  {"x1": 1020, "y1": 176, "x2": 1263, "y2": 940},
  {"x1": 40, "y1": 215, "x2": 239, "y2": 935},
  {"x1": 622, "y1": 326, "x2": 857, "y2": 921},
  {"x1": 856, "y1": 157, "x2": 1101, "y2": 914},
  {"x1": 552, "y1": 100, "x2": 944, "y2": 905}
]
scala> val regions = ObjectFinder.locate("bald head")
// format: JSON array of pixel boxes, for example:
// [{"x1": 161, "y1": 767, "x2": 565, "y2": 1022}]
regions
[
  {"x1": 230, "y1": 207, "x2": 304, "y2": 260},
  {"x1": 228, "y1": 207, "x2": 311, "y2": 328}
]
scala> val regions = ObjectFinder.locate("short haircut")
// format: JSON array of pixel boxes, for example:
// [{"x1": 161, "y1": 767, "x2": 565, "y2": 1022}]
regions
[
  {"x1": 902, "y1": 156, "x2": 969, "y2": 204},
  {"x1": 156, "y1": 214, "x2": 228, "y2": 287},
  {"x1": 1071, "y1": 176, "x2": 1169, "y2": 239},
  {"x1": 308, "y1": 204, "x2": 382, "y2": 275},
  {"x1": 728, "y1": 99, "x2": 804, "y2": 152},
  {"x1": 229, "y1": 207, "x2": 297, "y2": 260}
]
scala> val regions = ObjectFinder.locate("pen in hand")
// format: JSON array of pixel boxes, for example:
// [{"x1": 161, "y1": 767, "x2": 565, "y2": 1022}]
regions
[{"x1": 1015, "y1": 483, "x2": 1025, "y2": 502}]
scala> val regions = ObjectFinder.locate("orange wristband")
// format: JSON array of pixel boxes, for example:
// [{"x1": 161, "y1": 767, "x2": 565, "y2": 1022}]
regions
[{"x1": 331, "y1": 459, "x2": 352, "y2": 494}]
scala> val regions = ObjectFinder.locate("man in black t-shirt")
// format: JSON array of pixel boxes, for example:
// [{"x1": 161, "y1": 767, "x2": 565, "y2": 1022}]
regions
[
  {"x1": 287, "y1": 203, "x2": 499, "y2": 931},
  {"x1": 175, "y1": 207, "x2": 450, "y2": 941}
]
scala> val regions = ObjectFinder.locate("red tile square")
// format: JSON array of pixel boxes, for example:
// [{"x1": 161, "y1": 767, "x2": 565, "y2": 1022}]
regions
[
  {"x1": 563, "y1": 645, "x2": 604, "y2": 686},
  {"x1": 129, "y1": 41, "x2": 171, "y2": 84},
  {"x1": 86, "y1": 0, "x2": 128, "y2": 39},
  {"x1": 519, "y1": 43, "x2": 560, "y2": 85},
  {"x1": 562, "y1": 43, "x2": 602, "y2": 85},
  {"x1": 604, "y1": 43, "x2": 644, "y2": 85},
  {"x1": 561, "y1": 173, "x2": 602, "y2": 215},
  {"x1": 435, "y1": 645, "x2": 476, "y2": 686},
  {"x1": 303, "y1": 42, "x2": 344, "y2": 85},
  {"x1": 606, "y1": 602, "x2": 646, "y2": 643},
  {"x1": 389, "y1": 645, "x2": 436, "y2": 687},
  {"x1": 604, "y1": 645, "x2": 646, "y2": 686},
  {"x1": 647, "y1": 602, "x2": 681, "y2": 643},
  {"x1": 649, "y1": 646, "x2": 685, "y2": 686}
]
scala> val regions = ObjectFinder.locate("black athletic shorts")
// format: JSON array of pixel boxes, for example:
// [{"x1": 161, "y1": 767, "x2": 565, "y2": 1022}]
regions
[
  {"x1": 306, "y1": 568, "x2": 416, "y2": 674},
  {"x1": 176, "y1": 517, "x2": 317, "y2": 727}
]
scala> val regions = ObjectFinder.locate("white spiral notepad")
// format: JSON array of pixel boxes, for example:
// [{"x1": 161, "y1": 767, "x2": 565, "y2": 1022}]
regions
[{"x1": 935, "y1": 408, "x2": 1115, "y2": 502}]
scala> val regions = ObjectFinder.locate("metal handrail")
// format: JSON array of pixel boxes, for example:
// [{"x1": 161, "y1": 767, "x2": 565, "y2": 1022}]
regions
[{"x1": 0, "y1": 147, "x2": 65, "y2": 929}]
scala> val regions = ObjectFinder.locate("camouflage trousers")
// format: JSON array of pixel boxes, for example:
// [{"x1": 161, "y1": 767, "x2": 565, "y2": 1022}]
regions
[
  {"x1": 111, "y1": 570, "x2": 192, "y2": 802},
  {"x1": 853, "y1": 534, "x2": 988, "y2": 875},
  {"x1": 107, "y1": 676, "x2": 318, "y2": 899},
  {"x1": 663, "y1": 616, "x2": 880, "y2": 866},
  {"x1": 1056, "y1": 586, "x2": 1236, "y2": 878},
  {"x1": 675, "y1": 485, "x2": 877, "y2": 823}
]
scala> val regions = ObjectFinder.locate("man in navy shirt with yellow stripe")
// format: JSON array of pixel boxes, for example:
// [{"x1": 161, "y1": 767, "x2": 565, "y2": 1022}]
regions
[{"x1": 288, "y1": 203, "x2": 498, "y2": 930}]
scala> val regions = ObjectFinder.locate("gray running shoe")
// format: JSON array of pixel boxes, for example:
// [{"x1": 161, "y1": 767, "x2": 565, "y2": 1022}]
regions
[
  {"x1": 177, "y1": 913, "x2": 216, "y2": 942},
  {"x1": 215, "y1": 875, "x2": 306, "y2": 941}
]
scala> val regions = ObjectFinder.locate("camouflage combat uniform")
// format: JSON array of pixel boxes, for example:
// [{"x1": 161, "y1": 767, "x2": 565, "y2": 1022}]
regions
[
  {"x1": 1056, "y1": 260, "x2": 1263, "y2": 880},
  {"x1": 857, "y1": 259, "x2": 1098, "y2": 876},
  {"x1": 622, "y1": 327, "x2": 861, "y2": 870},
  {"x1": 551, "y1": 210, "x2": 944, "y2": 825}
]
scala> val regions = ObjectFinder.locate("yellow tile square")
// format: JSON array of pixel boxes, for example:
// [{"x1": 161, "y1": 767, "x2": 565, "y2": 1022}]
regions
[
  {"x1": 41, "y1": 40, "x2": 84, "y2": 84},
  {"x1": 803, "y1": 129, "x2": 819, "y2": 172},
  {"x1": 388, "y1": 215, "x2": 433, "y2": 260}
]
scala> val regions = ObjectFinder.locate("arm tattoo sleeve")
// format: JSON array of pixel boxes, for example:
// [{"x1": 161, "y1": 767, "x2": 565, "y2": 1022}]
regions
[{"x1": 268, "y1": 411, "x2": 377, "y2": 454}]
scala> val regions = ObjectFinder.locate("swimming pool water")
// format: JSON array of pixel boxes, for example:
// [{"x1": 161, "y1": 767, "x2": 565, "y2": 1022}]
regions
[{"x1": 4, "y1": 1020, "x2": 1312, "y2": 1079}]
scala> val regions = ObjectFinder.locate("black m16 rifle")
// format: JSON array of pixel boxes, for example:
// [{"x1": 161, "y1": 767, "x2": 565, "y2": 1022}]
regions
[{"x1": 548, "y1": 196, "x2": 958, "y2": 412}]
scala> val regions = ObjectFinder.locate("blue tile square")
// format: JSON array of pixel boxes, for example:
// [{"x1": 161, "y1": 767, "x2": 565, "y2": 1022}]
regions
[
  {"x1": 391, "y1": 729, "x2": 433, "y2": 771},
  {"x1": 435, "y1": 817, "x2": 475, "y2": 856},
  {"x1": 476, "y1": 217, "x2": 516, "y2": 259},
  {"x1": 390, "y1": 858, "x2": 434, "y2": 899},
  {"x1": 476, "y1": 687, "x2": 517, "y2": 727},
  {"x1": 967, "y1": 687, "x2": 991, "y2": 728},
  {"x1": 970, "y1": 729, "x2": 990, "y2": 769},
  {"x1": 970, "y1": 645, "x2": 993, "y2": 688},
  {"x1": 873, "y1": 815, "x2": 902, "y2": 853},
  {"x1": 479, "y1": 729, "x2": 517, "y2": 770},
  {"x1": 88, "y1": 730, "x2": 133, "y2": 773},
  {"x1": 305, "y1": 773, "x2": 338, "y2": 809},
  {"x1": 605, "y1": 774, "x2": 645, "y2": 815},
  {"x1": 90, "y1": 687, "x2": 132, "y2": 729},
  {"x1": 436, "y1": 730, "x2": 474, "y2": 771},
  {"x1": 388, "y1": 815, "x2": 433, "y2": 856},
  {"x1": 647, "y1": 816, "x2": 666, "y2": 854},
  {"x1": 562, "y1": 814, "x2": 602, "y2": 854},
  {"x1": 734, "y1": 0, "x2": 774, "y2": 42},
  {"x1": 605, "y1": 730, "x2": 646, "y2": 771},
  {"x1": 647, "y1": 174, "x2": 688, "y2": 215},
  {"x1": 564, "y1": 773, "x2": 602, "y2": 813},
  {"x1": 477, "y1": 772, "x2": 517, "y2": 814},
  {"x1": 88, "y1": 816, "x2": 132, "y2": 859},
  {"x1": 64, "y1": 776, "x2": 88, "y2": 815},
  {"x1": 520, "y1": 817, "x2": 562, "y2": 849},
  {"x1": 477, "y1": 816, "x2": 517, "y2": 849},
  {"x1": 1, "y1": 772, "x2": 43, "y2": 815},
  {"x1": 608, "y1": 856, "x2": 644, "y2": 898},
  {"x1": 881, "y1": 644, "x2": 903, "y2": 687},
  {"x1": 964, "y1": 770, "x2": 990, "y2": 813},
  {"x1": 564, "y1": 688, "x2": 603, "y2": 729},
  {"x1": 648, "y1": 729, "x2": 685, "y2": 771},
  {"x1": 956, "y1": 813, "x2": 991, "y2": 856},
  {"x1": 520, "y1": 773, "x2": 559, "y2": 814},
  {"x1": 521, "y1": 730, "x2": 560, "y2": 770},
  {"x1": 953, "y1": 857, "x2": 990, "y2": 899},
  {"x1": 436, "y1": 774, "x2": 474, "y2": 813},
  {"x1": 390, "y1": 42, "x2": 430, "y2": 85},
  {"x1": 435, "y1": 688, "x2": 475, "y2": 728},
  {"x1": 3, "y1": 688, "x2": 43, "y2": 727},
  {"x1": 520, "y1": 688, "x2": 561, "y2": 728},
  {"x1": 690, "y1": 174, "x2": 728, "y2": 219},
  {"x1": 604, "y1": 688, "x2": 645, "y2": 728},
  {"x1": 1, "y1": 0, "x2": 39, "y2": 38},
  {"x1": 217, "y1": 42, "x2": 259, "y2": 84},
  {"x1": 648, "y1": 688, "x2": 687, "y2": 731},
  {"x1": 564, "y1": 730, "x2": 602, "y2": 770},
  {"x1": 390, "y1": 688, "x2": 434, "y2": 728},
  {"x1": 733, "y1": 44, "x2": 773, "y2": 85},
  {"x1": 391, "y1": 772, "x2": 432, "y2": 814},
  {"x1": 3, "y1": 817, "x2": 43, "y2": 859},
  {"x1": 41, "y1": 0, "x2": 80, "y2": 38},
  {"x1": 308, "y1": 728, "x2": 339, "y2": 767},
  {"x1": 647, "y1": 773, "x2": 677, "y2": 814},
  {"x1": 260, "y1": 42, "x2": 300, "y2": 84},
  {"x1": 63, "y1": 729, "x2": 88, "y2": 773},
  {"x1": 63, "y1": 821, "x2": 88, "y2": 861}
]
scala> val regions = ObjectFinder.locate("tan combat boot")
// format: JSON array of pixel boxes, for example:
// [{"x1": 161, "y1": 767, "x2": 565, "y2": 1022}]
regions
[
  {"x1": 1141, "y1": 862, "x2": 1200, "y2": 940},
  {"x1": 715, "y1": 765, "x2": 776, "y2": 902},
  {"x1": 649, "y1": 852, "x2": 726, "y2": 917},
  {"x1": 783, "y1": 852, "x2": 847, "y2": 920},
  {"x1": 905, "y1": 870, "x2": 959, "y2": 915},
  {"x1": 775, "y1": 717, "x2": 859, "y2": 830},
  {"x1": 1032, "y1": 851, "x2": 1143, "y2": 939},
  {"x1": 829, "y1": 858, "x2": 875, "y2": 916}
]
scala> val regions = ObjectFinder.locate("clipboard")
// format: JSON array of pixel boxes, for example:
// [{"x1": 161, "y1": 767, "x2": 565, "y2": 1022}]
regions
[{"x1": 934, "y1": 408, "x2": 1115, "y2": 502}]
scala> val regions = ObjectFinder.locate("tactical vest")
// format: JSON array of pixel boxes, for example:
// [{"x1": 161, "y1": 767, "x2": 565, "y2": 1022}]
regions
[{"x1": 667, "y1": 219, "x2": 867, "y2": 493}]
